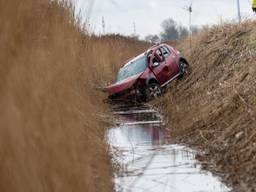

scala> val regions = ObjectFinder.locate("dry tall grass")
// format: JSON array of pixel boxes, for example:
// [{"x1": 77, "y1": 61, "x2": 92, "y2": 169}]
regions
[
  {"x1": 160, "y1": 21, "x2": 256, "y2": 191},
  {"x1": 0, "y1": 1, "x2": 148, "y2": 191}
]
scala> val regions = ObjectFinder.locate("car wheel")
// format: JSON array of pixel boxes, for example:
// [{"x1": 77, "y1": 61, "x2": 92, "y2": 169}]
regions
[
  {"x1": 145, "y1": 83, "x2": 162, "y2": 102},
  {"x1": 179, "y1": 60, "x2": 190, "y2": 78}
]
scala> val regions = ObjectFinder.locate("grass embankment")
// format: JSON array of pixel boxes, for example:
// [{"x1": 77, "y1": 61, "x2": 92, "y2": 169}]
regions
[
  {"x1": 0, "y1": 1, "x2": 148, "y2": 191},
  {"x1": 159, "y1": 22, "x2": 256, "y2": 191}
]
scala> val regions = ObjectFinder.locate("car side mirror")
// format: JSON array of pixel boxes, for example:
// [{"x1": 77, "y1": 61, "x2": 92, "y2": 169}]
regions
[{"x1": 152, "y1": 62, "x2": 160, "y2": 68}]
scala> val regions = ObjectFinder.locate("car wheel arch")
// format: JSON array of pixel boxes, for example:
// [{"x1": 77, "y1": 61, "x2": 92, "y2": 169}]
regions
[
  {"x1": 178, "y1": 57, "x2": 191, "y2": 79},
  {"x1": 146, "y1": 78, "x2": 159, "y2": 86},
  {"x1": 179, "y1": 57, "x2": 189, "y2": 66}
]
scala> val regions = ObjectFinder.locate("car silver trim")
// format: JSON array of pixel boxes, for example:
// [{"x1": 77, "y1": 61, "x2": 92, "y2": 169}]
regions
[
  {"x1": 161, "y1": 73, "x2": 180, "y2": 88},
  {"x1": 113, "y1": 109, "x2": 156, "y2": 115},
  {"x1": 117, "y1": 120, "x2": 163, "y2": 126}
]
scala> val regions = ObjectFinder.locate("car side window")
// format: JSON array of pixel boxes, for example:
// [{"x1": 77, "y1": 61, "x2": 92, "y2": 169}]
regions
[
  {"x1": 160, "y1": 46, "x2": 171, "y2": 58},
  {"x1": 153, "y1": 49, "x2": 164, "y2": 63}
]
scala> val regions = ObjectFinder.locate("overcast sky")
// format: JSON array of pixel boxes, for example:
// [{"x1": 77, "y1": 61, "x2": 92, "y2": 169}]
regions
[{"x1": 74, "y1": 0, "x2": 254, "y2": 38}]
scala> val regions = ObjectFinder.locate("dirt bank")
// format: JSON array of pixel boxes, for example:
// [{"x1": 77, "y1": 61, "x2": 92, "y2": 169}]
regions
[
  {"x1": 158, "y1": 21, "x2": 256, "y2": 191},
  {"x1": 0, "y1": 1, "x2": 148, "y2": 191}
]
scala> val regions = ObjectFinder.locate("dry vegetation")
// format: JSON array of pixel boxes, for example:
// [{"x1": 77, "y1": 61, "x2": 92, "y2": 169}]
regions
[
  {"x1": 159, "y1": 21, "x2": 256, "y2": 191},
  {"x1": 0, "y1": 0, "x2": 148, "y2": 191}
]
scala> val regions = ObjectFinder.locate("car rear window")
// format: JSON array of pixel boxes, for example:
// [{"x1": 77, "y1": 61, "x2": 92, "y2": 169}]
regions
[{"x1": 117, "y1": 56, "x2": 147, "y2": 82}]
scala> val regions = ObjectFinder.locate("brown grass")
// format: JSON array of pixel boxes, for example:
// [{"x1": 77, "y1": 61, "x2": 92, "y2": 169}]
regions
[
  {"x1": 159, "y1": 21, "x2": 256, "y2": 191},
  {"x1": 0, "y1": 1, "x2": 148, "y2": 191}
]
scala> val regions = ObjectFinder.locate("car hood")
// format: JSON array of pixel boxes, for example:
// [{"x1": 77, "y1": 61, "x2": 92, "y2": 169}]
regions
[{"x1": 105, "y1": 73, "x2": 143, "y2": 95}]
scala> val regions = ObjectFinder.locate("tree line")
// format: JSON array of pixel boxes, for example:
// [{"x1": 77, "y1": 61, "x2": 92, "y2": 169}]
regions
[{"x1": 145, "y1": 18, "x2": 200, "y2": 43}]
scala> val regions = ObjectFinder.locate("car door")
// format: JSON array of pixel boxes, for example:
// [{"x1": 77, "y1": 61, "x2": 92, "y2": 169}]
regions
[
  {"x1": 160, "y1": 46, "x2": 179, "y2": 78},
  {"x1": 150, "y1": 48, "x2": 172, "y2": 85}
]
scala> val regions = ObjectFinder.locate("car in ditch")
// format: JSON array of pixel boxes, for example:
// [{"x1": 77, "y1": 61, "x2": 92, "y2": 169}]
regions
[{"x1": 105, "y1": 43, "x2": 189, "y2": 101}]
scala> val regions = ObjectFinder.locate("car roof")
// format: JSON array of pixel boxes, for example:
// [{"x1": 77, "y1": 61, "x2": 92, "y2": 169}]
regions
[
  {"x1": 149, "y1": 43, "x2": 170, "y2": 50},
  {"x1": 121, "y1": 43, "x2": 171, "y2": 68}
]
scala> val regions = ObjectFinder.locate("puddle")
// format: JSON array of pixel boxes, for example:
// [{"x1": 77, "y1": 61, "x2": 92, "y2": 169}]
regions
[{"x1": 107, "y1": 104, "x2": 230, "y2": 192}]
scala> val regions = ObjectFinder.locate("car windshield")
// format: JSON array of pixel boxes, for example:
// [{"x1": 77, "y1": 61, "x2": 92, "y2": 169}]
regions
[{"x1": 117, "y1": 55, "x2": 147, "y2": 82}]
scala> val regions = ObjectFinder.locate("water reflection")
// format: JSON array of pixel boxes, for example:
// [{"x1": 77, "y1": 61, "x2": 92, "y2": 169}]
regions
[
  {"x1": 109, "y1": 124, "x2": 167, "y2": 147},
  {"x1": 108, "y1": 106, "x2": 230, "y2": 192}
]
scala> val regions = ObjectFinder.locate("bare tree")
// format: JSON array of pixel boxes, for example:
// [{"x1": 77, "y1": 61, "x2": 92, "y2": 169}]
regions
[
  {"x1": 160, "y1": 18, "x2": 201, "y2": 41},
  {"x1": 160, "y1": 18, "x2": 179, "y2": 41},
  {"x1": 145, "y1": 34, "x2": 160, "y2": 43},
  {"x1": 178, "y1": 25, "x2": 189, "y2": 40},
  {"x1": 191, "y1": 26, "x2": 200, "y2": 35}
]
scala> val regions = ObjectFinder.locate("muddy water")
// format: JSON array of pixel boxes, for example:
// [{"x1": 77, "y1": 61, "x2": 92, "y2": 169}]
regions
[{"x1": 107, "y1": 104, "x2": 230, "y2": 192}]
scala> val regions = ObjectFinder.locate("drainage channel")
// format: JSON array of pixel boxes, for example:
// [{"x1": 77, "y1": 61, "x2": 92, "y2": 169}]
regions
[{"x1": 107, "y1": 104, "x2": 230, "y2": 192}]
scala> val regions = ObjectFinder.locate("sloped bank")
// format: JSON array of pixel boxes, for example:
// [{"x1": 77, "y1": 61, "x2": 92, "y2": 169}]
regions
[
  {"x1": 158, "y1": 21, "x2": 256, "y2": 191},
  {"x1": 0, "y1": 1, "x2": 148, "y2": 191}
]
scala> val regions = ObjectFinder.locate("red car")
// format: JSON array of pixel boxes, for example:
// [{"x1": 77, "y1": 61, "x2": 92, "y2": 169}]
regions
[{"x1": 105, "y1": 43, "x2": 189, "y2": 101}]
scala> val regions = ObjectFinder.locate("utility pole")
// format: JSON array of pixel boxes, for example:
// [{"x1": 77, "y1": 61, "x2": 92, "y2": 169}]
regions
[
  {"x1": 183, "y1": 3, "x2": 192, "y2": 49},
  {"x1": 85, "y1": 0, "x2": 96, "y2": 28},
  {"x1": 237, "y1": 0, "x2": 241, "y2": 23},
  {"x1": 102, "y1": 16, "x2": 106, "y2": 35},
  {"x1": 189, "y1": 4, "x2": 192, "y2": 52},
  {"x1": 183, "y1": 3, "x2": 193, "y2": 52},
  {"x1": 133, "y1": 22, "x2": 137, "y2": 36},
  {"x1": 188, "y1": 4, "x2": 192, "y2": 37}
]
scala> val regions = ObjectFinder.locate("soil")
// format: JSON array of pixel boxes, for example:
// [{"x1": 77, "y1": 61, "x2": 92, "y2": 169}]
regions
[{"x1": 157, "y1": 21, "x2": 256, "y2": 191}]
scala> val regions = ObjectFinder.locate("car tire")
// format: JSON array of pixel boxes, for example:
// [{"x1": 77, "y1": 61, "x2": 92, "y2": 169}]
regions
[
  {"x1": 144, "y1": 83, "x2": 162, "y2": 102},
  {"x1": 178, "y1": 60, "x2": 190, "y2": 78}
]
